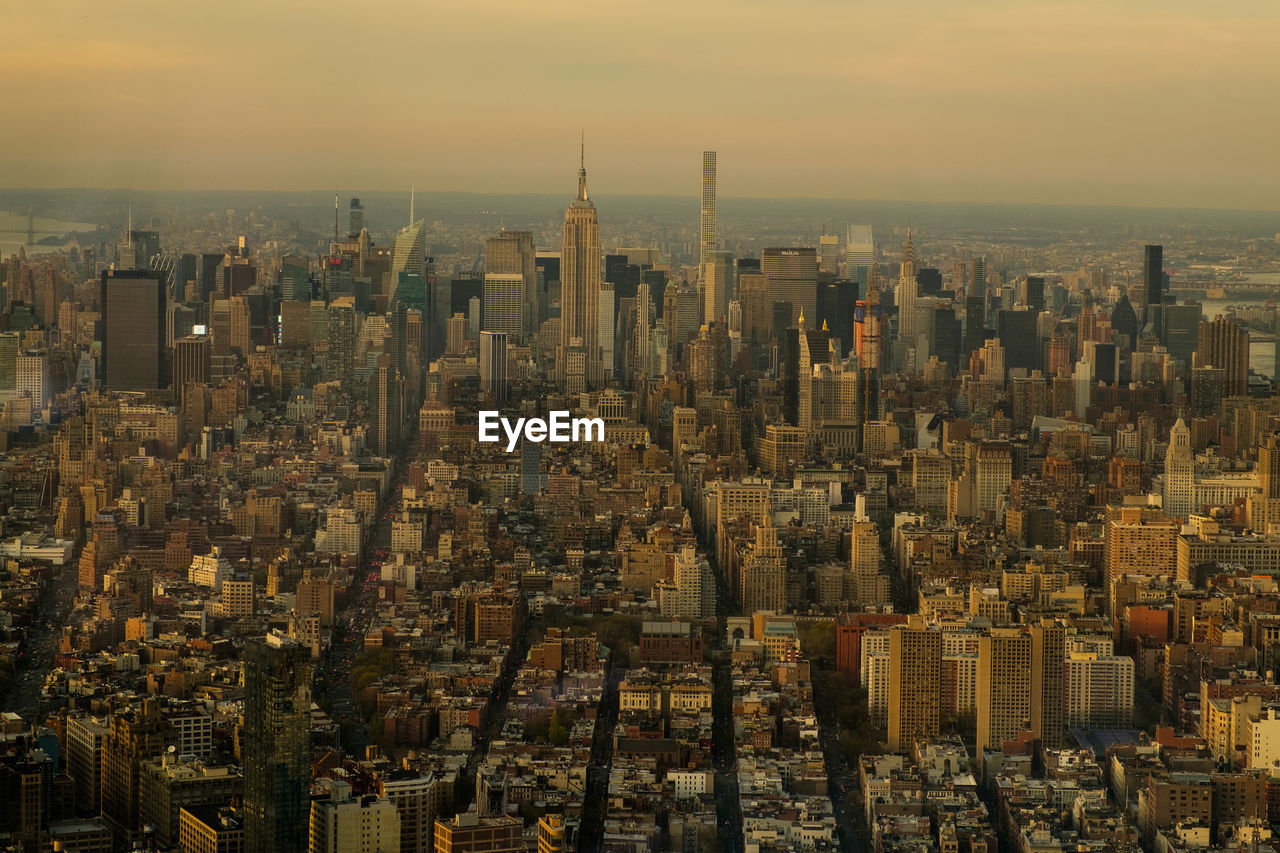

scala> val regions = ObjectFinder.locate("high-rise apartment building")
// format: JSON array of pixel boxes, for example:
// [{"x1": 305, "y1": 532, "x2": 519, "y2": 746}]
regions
[
  {"x1": 1195, "y1": 316, "x2": 1249, "y2": 396},
  {"x1": 1029, "y1": 620, "x2": 1066, "y2": 748},
  {"x1": 599, "y1": 281, "x2": 615, "y2": 380},
  {"x1": 326, "y1": 299, "x2": 356, "y2": 385},
  {"x1": 887, "y1": 619, "x2": 941, "y2": 752},
  {"x1": 976, "y1": 628, "x2": 1032, "y2": 757},
  {"x1": 101, "y1": 268, "x2": 165, "y2": 390},
  {"x1": 309, "y1": 779, "x2": 401, "y2": 853},
  {"x1": 378, "y1": 771, "x2": 448, "y2": 853},
  {"x1": 101, "y1": 700, "x2": 175, "y2": 845},
  {"x1": 374, "y1": 354, "x2": 401, "y2": 456},
  {"x1": 67, "y1": 715, "x2": 108, "y2": 817},
  {"x1": 739, "y1": 524, "x2": 785, "y2": 615},
  {"x1": 1065, "y1": 650, "x2": 1135, "y2": 728},
  {"x1": 559, "y1": 147, "x2": 602, "y2": 388},
  {"x1": 16, "y1": 350, "x2": 48, "y2": 411},
  {"x1": 1104, "y1": 502, "x2": 1179, "y2": 593},
  {"x1": 243, "y1": 634, "x2": 312, "y2": 853},
  {"x1": 700, "y1": 150, "x2": 716, "y2": 265}
]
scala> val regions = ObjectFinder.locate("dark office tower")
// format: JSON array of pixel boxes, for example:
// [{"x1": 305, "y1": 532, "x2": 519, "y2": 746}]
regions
[
  {"x1": 771, "y1": 301, "x2": 794, "y2": 344},
  {"x1": 450, "y1": 275, "x2": 483, "y2": 318},
  {"x1": 374, "y1": 355, "x2": 400, "y2": 456},
  {"x1": 348, "y1": 198, "x2": 364, "y2": 238},
  {"x1": 199, "y1": 253, "x2": 222, "y2": 303},
  {"x1": 1163, "y1": 303, "x2": 1201, "y2": 366},
  {"x1": 762, "y1": 248, "x2": 818, "y2": 325},
  {"x1": 177, "y1": 253, "x2": 197, "y2": 300},
  {"x1": 1144, "y1": 244, "x2": 1164, "y2": 324},
  {"x1": 1022, "y1": 276, "x2": 1045, "y2": 313},
  {"x1": 817, "y1": 280, "x2": 858, "y2": 356},
  {"x1": 643, "y1": 269, "x2": 667, "y2": 319},
  {"x1": 219, "y1": 256, "x2": 256, "y2": 298},
  {"x1": 996, "y1": 309, "x2": 1039, "y2": 374},
  {"x1": 604, "y1": 254, "x2": 632, "y2": 286},
  {"x1": 485, "y1": 229, "x2": 536, "y2": 340},
  {"x1": 130, "y1": 229, "x2": 161, "y2": 265},
  {"x1": 963, "y1": 257, "x2": 988, "y2": 362},
  {"x1": 1092, "y1": 342, "x2": 1117, "y2": 386},
  {"x1": 916, "y1": 268, "x2": 942, "y2": 296},
  {"x1": 782, "y1": 323, "x2": 804, "y2": 426},
  {"x1": 1196, "y1": 316, "x2": 1249, "y2": 396},
  {"x1": 173, "y1": 334, "x2": 211, "y2": 411},
  {"x1": 931, "y1": 306, "x2": 961, "y2": 373},
  {"x1": 100, "y1": 268, "x2": 165, "y2": 391},
  {"x1": 168, "y1": 303, "x2": 195, "y2": 348},
  {"x1": 480, "y1": 330, "x2": 508, "y2": 405},
  {"x1": 389, "y1": 299, "x2": 408, "y2": 376},
  {"x1": 243, "y1": 635, "x2": 311, "y2": 853},
  {"x1": 1190, "y1": 366, "x2": 1227, "y2": 416},
  {"x1": 1111, "y1": 293, "x2": 1138, "y2": 351}
]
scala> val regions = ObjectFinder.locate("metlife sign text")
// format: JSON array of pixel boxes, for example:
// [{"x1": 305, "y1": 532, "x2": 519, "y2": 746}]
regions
[{"x1": 478, "y1": 411, "x2": 606, "y2": 452}]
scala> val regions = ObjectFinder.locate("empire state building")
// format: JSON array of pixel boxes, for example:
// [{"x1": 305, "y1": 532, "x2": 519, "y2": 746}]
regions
[{"x1": 559, "y1": 144, "x2": 602, "y2": 391}]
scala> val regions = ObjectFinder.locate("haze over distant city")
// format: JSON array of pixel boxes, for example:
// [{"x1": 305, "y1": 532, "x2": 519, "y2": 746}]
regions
[{"x1": 4, "y1": 0, "x2": 1280, "y2": 209}]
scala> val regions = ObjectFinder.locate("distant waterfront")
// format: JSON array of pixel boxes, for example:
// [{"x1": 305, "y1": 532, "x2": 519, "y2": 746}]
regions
[
  {"x1": 1200, "y1": 285, "x2": 1274, "y2": 378},
  {"x1": 0, "y1": 211, "x2": 100, "y2": 255}
]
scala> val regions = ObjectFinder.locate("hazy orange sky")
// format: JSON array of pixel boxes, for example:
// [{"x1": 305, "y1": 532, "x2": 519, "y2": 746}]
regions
[{"x1": 3, "y1": 0, "x2": 1278, "y2": 209}]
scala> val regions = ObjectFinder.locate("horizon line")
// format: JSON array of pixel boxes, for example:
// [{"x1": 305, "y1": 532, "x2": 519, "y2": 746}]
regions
[{"x1": 1, "y1": 186, "x2": 1278, "y2": 217}]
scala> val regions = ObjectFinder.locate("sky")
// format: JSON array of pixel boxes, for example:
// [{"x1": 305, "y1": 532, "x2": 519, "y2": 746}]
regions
[{"x1": 2, "y1": 0, "x2": 1278, "y2": 209}]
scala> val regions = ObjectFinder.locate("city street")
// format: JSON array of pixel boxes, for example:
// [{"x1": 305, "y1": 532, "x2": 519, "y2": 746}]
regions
[{"x1": 2, "y1": 562, "x2": 78, "y2": 720}]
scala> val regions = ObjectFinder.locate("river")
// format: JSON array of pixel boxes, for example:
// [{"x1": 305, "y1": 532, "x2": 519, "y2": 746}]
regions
[{"x1": 1197, "y1": 274, "x2": 1276, "y2": 377}]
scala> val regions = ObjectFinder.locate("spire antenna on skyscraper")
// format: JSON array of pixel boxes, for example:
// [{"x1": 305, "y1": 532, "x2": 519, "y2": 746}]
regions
[
  {"x1": 576, "y1": 133, "x2": 589, "y2": 202},
  {"x1": 410, "y1": 183, "x2": 415, "y2": 225}
]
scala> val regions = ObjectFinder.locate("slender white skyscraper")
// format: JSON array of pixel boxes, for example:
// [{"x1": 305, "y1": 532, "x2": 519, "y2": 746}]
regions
[{"x1": 700, "y1": 151, "x2": 717, "y2": 265}]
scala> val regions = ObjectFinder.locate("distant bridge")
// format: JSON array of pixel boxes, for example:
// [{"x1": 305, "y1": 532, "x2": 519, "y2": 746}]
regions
[{"x1": 0, "y1": 212, "x2": 73, "y2": 244}]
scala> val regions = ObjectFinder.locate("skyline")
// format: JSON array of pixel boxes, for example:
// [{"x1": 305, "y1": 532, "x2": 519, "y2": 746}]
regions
[{"x1": 4, "y1": 1, "x2": 1280, "y2": 209}]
